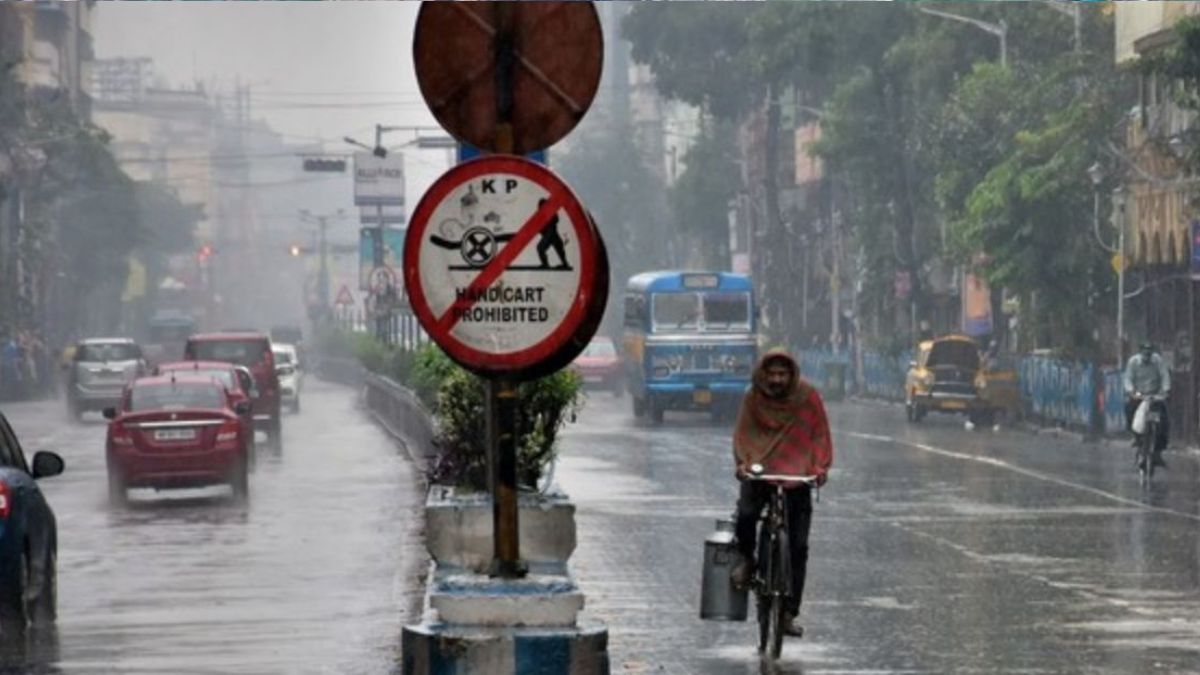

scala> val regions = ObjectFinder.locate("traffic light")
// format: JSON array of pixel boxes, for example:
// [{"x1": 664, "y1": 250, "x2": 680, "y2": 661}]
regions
[
  {"x1": 288, "y1": 244, "x2": 303, "y2": 257},
  {"x1": 197, "y1": 243, "x2": 214, "y2": 261},
  {"x1": 302, "y1": 158, "x2": 346, "y2": 173}
]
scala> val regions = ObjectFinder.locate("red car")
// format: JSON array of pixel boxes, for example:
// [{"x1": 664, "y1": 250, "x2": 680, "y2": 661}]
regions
[
  {"x1": 184, "y1": 333, "x2": 282, "y2": 449},
  {"x1": 571, "y1": 336, "x2": 624, "y2": 396},
  {"x1": 156, "y1": 360, "x2": 258, "y2": 468},
  {"x1": 104, "y1": 374, "x2": 252, "y2": 505}
]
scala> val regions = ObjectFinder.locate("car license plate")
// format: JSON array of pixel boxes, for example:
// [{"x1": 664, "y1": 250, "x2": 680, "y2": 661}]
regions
[
  {"x1": 154, "y1": 428, "x2": 196, "y2": 441},
  {"x1": 942, "y1": 400, "x2": 966, "y2": 410},
  {"x1": 693, "y1": 389, "x2": 712, "y2": 405}
]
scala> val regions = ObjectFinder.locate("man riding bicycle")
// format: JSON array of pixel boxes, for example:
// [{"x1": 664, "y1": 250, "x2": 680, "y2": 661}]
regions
[
  {"x1": 1123, "y1": 341, "x2": 1170, "y2": 468},
  {"x1": 730, "y1": 350, "x2": 833, "y2": 639}
]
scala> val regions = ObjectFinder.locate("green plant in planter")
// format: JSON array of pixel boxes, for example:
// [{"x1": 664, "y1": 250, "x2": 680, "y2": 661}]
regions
[{"x1": 427, "y1": 348, "x2": 584, "y2": 492}]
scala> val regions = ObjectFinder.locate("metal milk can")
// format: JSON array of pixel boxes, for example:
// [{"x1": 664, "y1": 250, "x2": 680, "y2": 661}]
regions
[{"x1": 699, "y1": 517, "x2": 748, "y2": 621}]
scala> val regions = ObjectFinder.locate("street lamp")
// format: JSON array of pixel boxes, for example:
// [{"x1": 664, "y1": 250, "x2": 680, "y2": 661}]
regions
[{"x1": 918, "y1": 7, "x2": 1007, "y2": 68}]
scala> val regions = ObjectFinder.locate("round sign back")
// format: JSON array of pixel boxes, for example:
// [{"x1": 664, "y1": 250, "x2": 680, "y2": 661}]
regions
[
  {"x1": 413, "y1": 2, "x2": 603, "y2": 155},
  {"x1": 404, "y1": 156, "x2": 607, "y2": 378}
]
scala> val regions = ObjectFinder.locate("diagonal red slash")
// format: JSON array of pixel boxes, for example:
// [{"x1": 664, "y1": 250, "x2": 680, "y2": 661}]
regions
[{"x1": 435, "y1": 194, "x2": 567, "y2": 334}]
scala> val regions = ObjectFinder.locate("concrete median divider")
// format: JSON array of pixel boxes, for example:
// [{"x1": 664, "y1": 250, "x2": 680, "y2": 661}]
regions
[{"x1": 353, "y1": 370, "x2": 610, "y2": 674}]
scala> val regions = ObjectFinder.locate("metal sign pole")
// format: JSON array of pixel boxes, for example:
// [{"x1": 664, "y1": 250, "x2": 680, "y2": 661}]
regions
[{"x1": 488, "y1": 3, "x2": 525, "y2": 580}]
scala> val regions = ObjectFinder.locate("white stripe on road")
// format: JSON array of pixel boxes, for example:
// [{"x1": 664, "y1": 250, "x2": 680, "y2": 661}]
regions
[{"x1": 839, "y1": 429, "x2": 1200, "y2": 523}]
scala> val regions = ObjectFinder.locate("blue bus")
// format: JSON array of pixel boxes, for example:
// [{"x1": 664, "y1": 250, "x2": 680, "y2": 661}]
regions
[{"x1": 621, "y1": 271, "x2": 758, "y2": 424}]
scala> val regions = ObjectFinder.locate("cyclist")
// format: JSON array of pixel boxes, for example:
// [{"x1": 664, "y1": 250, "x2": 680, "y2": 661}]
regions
[
  {"x1": 729, "y1": 349, "x2": 833, "y2": 639},
  {"x1": 1123, "y1": 341, "x2": 1170, "y2": 468}
]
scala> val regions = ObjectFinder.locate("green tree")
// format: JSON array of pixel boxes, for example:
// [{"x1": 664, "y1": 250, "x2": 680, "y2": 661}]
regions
[
  {"x1": 555, "y1": 118, "x2": 671, "y2": 335},
  {"x1": 669, "y1": 119, "x2": 738, "y2": 270}
]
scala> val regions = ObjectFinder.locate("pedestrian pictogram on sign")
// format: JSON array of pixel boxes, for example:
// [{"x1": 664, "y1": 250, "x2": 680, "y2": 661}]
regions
[
  {"x1": 334, "y1": 285, "x2": 355, "y2": 306},
  {"x1": 404, "y1": 156, "x2": 608, "y2": 378}
]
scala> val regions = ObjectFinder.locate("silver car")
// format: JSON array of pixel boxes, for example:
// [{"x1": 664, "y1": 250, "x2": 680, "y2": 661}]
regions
[{"x1": 66, "y1": 338, "x2": 146, "y2": 420}]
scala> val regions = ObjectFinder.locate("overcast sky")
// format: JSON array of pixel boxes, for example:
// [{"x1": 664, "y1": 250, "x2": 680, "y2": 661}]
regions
[
  {"x1": 93, "y1": 2, "x2": 440, "y2": 145},
  {"x1": 93, "y1": 2, "x2": 454, "y2": 225}
]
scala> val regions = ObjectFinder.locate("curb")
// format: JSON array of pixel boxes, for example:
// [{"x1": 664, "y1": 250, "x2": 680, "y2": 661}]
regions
[
  {"x1": 366, "y1": 402, "x2": 431, "y2": 479},
  {"x1": 401, "y1": 621, "x2": 610, "y2": 675}
]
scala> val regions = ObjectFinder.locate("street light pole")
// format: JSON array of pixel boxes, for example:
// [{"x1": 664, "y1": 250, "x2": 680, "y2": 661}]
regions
[
  {"x1": 918, "y1": 7, "x2": 1007, "y2": 68},
  {"x1": 1115, "y1": 186, "x2": 1127, "y2": 367}
]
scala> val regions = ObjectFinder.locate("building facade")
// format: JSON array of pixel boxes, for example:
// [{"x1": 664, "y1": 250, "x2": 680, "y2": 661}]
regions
[{"x1": 1115, "y1": 1, "x2": 1200, "y2": 444}]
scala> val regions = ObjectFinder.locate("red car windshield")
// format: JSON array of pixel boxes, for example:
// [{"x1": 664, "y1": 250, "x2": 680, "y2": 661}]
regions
[
  {"x1": 130, "y1": 383, "x2": 225, "y2": 412},
  {"x1": 189, "y1": 340, "x2": 268, "y2": 367}
]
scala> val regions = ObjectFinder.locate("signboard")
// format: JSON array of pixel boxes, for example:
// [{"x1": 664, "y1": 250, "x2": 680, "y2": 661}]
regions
[
  {"x1": 359, "y1": 228, "x2": 405, "y2": 291},
  {"x1": 404, "y1": 156, "x2": 607, "y2": 378},
  {"x1": 353, "y1": 151, "x2": 405, "y2": 207},
  {"x1": 334, "y1": 285, "x2": 355, "y2": 306}
]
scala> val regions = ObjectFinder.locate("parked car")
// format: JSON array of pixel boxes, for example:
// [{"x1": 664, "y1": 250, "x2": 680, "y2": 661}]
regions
[
  {"x1": 271, "y1": 343, "x2": 302, "y2": 413},
  {"x1": 155, "y1": 361, "x2": 258, "y2": 469},
  {"x1": 571, "y1": 336, "x2": 624, "y2": 397},
  {"x1": 0, "y1": 410, "x2": 65, "y2": 632},
  {"x1": 65, "y1": 338, "x2": 147, "y2": 420},
  {"x1": 184, "y1": 333, "x2": 282, "y2": 449},
  {"x1": 104, "y1": 375, "x2": 252, "y2": 505},
  {"x1": 904, "y1": 334, "x2": 998, "y2": 427}
]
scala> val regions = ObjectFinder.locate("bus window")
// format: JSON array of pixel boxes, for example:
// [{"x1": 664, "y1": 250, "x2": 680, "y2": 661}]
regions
[
  {"x1": 703, "y1": 292, "x2": 752, "y2": 330},
  {"x1": 652, "y1": 293, "x2": 700, "y2": 332},
  {"x1": 623, "y1": 295, "x2": 646, "y2": 328}
]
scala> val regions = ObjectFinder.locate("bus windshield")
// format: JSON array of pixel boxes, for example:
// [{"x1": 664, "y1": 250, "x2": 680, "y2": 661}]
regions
[
  {"x1": 652, "y1": 293, "x2": 700, "y2": 332},
  {"x1": 703, "y1": 292, "x2": 751, "y2": 330}
]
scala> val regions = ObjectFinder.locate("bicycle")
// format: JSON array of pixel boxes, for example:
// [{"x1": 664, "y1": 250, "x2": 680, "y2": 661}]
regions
[
  {"x1": 742, "y1": 463, "x2": 817, "y2": 660},
  {"x1": 1132, "y1": 393, "x2": 1165, "y2": 484}
]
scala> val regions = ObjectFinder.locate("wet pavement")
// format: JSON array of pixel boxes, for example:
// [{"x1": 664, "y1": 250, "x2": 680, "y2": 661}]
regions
[
  {"x1": 559, "y1": 393, "x2": 1200, "y2": 673},
  {"x1": 0, "y1": 379, "x2": 426, "y2": 674}
]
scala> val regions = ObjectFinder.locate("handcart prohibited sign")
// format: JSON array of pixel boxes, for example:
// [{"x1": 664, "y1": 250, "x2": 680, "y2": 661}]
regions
[{"x1": 404, "y1": 155, "x2": 608, "y2": 378}]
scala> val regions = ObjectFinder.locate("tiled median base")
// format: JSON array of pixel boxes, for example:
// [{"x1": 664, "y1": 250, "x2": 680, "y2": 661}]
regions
[{"x1": 401, "y1": 487, "x2": 610, "y2": 675}]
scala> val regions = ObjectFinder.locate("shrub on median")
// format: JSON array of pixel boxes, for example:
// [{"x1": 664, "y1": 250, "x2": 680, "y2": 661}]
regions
[{"x1": 425, "y1": 348, "x2": 583, "y2": 492}]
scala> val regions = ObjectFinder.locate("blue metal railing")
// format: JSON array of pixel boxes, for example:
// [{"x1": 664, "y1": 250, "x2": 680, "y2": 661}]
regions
[{"x1": 794, "y1": 346, "x2": 1125, "y2": 436}]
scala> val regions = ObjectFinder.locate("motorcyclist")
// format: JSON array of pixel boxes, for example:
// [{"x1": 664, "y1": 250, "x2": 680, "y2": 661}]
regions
[{"x1": 1123, "y1": 341, "x2": 1170, "y2": 468}]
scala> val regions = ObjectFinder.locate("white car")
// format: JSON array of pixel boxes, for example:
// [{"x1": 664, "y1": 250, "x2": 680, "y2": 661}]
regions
[{"x1": 272, "y1": 343, "x2": 302, "y2": 413}]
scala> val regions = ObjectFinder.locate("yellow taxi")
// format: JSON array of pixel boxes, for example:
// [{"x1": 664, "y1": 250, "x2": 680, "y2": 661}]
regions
[{"x1": 904, "y1": 334, "x2": 1000, "y2": 426}]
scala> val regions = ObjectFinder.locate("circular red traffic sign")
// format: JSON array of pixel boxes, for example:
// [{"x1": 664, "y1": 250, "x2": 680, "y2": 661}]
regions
[
  {"x1": 413, "y1": 2, "x2": 604, "y2": 155},
  {"x1": 404, "y1": 156, "x2": 607, "y2": 379}
]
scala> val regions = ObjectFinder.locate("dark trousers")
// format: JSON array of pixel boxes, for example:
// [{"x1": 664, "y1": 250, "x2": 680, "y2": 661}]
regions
[
  {"x1": 734, "y1": 480, "x2": 813, "y2": 616},
  {"x1": 1125, "y1": 397, "x2": 1169, "y2": 452}
]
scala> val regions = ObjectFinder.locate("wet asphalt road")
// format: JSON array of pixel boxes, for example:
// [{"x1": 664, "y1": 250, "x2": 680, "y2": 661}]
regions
[
  {"x1": 558, "y1": 392, "x2": 1200, "y2": 674},
  {"x1": 0, "y1": 379, "x2": 426, "y2": 674}
]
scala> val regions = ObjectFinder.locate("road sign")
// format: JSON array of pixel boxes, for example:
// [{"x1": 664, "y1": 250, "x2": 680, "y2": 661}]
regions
[
  {"x1": 334, "y1": 284, "x2": 355, "y2": 306},
  {"x1": 404, "y1": 155, "x2": 607, "y2": 378},
  {"x1": 369, "y1": 265, "x2": 397, "y2": 295},
  {"x1": 413, "y1": 2, "x2": 603, "y2": 155}
]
